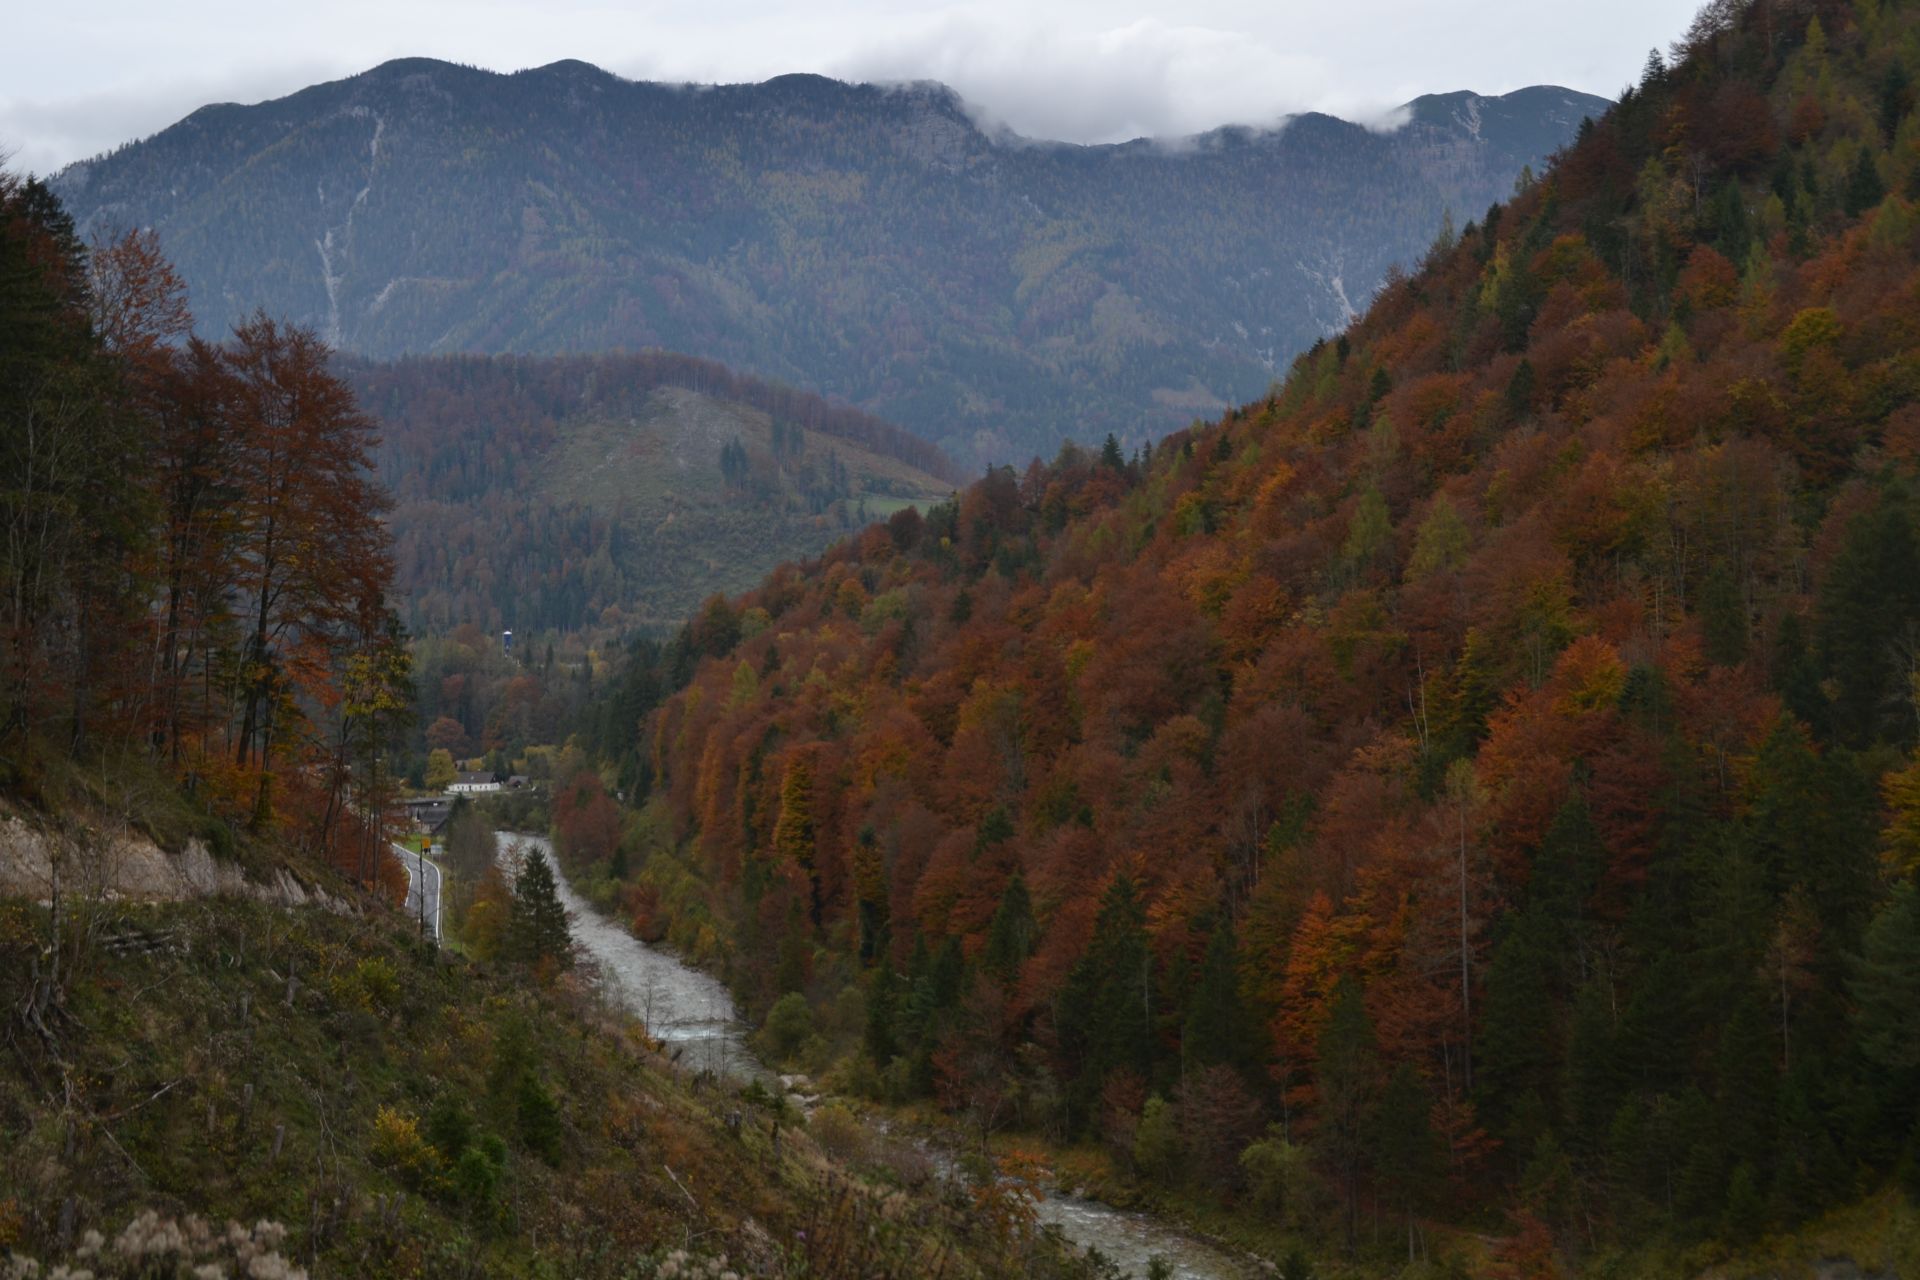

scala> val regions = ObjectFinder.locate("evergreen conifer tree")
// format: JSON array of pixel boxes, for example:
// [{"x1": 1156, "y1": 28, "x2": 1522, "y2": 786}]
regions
[
  {"x1": 1819, "y1": 504, "x2": 1920, "y2": 747},
  {"x1": 507, "y1": 850, "x2": 573, "y2": 972},
  {"x1": 1700, "y1": 562, "x2": 1749, "y2": 667},
  {"x1": 865, "y1": 963, "x2": 899, "y2": 1065},
  {"x1": 1478, "y1": 912, "x2": 1557, "y2": 1140},
  {"x1": 1315, "y1": 976, "x2": 1379, "y2": 1245},
  {"x1": 1057, "y1": 875, "x2": 1153, "y2": 1124},
  {"x1": 1370, "y1": 1062, "x2": 1441, "y2": 1261},
  {"x1": 982, "y1": 872, "x2": 1037, "y2": 986},
  {"x1": 1563, "y1": 981, "x2": 1618, "y2": 1153},
  {"x1": 1852, "y1": 883, "x2": 1920, "y2": 1121},
  {"x1": 1846, "y1": 148, "x2": 1887, "y2": 217},
  {"x1": 1184, "y1": 920, "x2": 1257, "y2": 1077}
]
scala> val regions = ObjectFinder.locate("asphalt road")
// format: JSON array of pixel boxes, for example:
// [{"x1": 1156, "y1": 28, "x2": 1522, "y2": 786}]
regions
[{"x1": 395, "y1": 842, "x2": 444, "y2": 941}]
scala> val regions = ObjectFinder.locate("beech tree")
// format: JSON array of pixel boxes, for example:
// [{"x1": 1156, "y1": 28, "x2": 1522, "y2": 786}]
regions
[
  {"x1": 1183, "y1": 919, "x2": 1258, "y2": 1080},
  {"x1": 145, "y1": 339, "x2": 243, "y2": 762},
  {"x1": 224, "y1": 313, "x2": 391, "y2": 819},
  {"x1": 338, "y1": 610, "x2": 415, "y2": 885},
  {"x1": 2, "y1": 170, "x2": 406, "y2": 896},
  {"x1": 1852, "y1": 883, "x2": 1920, "y2": 1124},
  {"x1": 87, "y1": 226, "x2": 191, "y2": 364}
]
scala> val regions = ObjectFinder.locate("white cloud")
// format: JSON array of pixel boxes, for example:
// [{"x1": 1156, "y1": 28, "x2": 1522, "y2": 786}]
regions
[
  {"x1": 3, "y1": 0, "x2": 1707, "y2": 172},
  {"x1": 834, "y1": 16, "x2": 1334, "y2": 143}
]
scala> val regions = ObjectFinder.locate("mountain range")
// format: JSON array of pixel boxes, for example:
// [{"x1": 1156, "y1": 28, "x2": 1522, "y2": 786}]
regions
[{"x1": 51, "y1": 59, "x2": 1607, "y2": 463}]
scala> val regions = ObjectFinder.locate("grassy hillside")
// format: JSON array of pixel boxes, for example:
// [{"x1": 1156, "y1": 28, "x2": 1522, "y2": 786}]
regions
[
  {"x1": 541, "y1": 387, "x2": 946, "y2": 521},
  {"x1": 0, "y1": 820, "x2": 1088, "y2": 1278}
]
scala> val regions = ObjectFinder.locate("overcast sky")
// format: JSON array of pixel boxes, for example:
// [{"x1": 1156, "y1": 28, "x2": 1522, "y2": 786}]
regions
[{"x1": 5, "y1": 0, "x2": 1706, "y2": 175}]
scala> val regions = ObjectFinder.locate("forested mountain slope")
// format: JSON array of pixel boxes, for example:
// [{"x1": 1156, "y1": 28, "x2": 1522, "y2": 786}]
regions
[
  {"x1": 580, "y1": 0, "x2": 1920, "y2": 1271},
  {"x1": 51, "y1": 62, "x2": 1605, "y2": 464},
  {"x1": 0, "y1": 150, "x2": 1080, "y2": 1280},
  {"x1": 346, "y1": 352, "x2": 956, "y2": 640}
]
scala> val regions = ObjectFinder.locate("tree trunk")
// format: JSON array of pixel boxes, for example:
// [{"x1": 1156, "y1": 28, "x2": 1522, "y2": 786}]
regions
[{"x1": 1458, "y1": 804, "x2": 1473, "y2": 1093}]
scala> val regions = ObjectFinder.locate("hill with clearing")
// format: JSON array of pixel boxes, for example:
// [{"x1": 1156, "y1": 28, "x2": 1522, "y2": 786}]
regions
[{"x1": 347, "y1": 351, "x2": 957, "y2": 640}]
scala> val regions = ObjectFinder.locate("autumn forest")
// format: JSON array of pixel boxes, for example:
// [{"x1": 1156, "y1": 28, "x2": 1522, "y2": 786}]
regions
[
  {"x1": 9, "y1": 0, "x2": 1920, "y2": 1276},
  {"x1": 565, "y1": 0, "x2": 1920, "y2": 1271},
  {"x1": 0, "y1": 197, "x2": 412, "y2": 885}
]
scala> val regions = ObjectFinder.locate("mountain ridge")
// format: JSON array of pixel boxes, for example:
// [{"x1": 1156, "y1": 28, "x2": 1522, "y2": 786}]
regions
[
  {"x1": 51, "y1": 59, "x2": 1607, "y2": 465},
  {"x1": 61, "y1": 59, "x2": 1594, "y2": 158}
]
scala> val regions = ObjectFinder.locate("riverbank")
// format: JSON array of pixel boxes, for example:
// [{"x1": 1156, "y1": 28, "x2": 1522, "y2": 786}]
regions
[
  {"x1": 863, "y1": 1102, "x2": 1273, "y2": 1280},
  {"x1": 520, "y1": 823, "x2": 1920, "y2": 1280},
  {"x1": 512, "y1": 829, "x2": 1273, "y2": 1280}
]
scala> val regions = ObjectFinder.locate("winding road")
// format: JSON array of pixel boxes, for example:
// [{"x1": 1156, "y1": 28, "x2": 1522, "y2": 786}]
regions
[{"x1": 394, "y1": 842, "x2": 443, "y2": 940}]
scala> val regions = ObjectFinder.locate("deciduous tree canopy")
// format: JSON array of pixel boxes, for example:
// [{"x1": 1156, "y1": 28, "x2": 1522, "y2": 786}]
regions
[{"x1": 592, "y1": 0, "x2": 1920, "y2": 1259}]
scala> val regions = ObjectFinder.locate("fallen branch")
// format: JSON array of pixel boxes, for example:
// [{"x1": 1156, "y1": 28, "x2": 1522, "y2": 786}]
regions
[
  {"x1": 663, "y1": 1162, "x2": 700, "y2": 1214},
  {"x1": 101, "y1": 1076, "x2": 183, "y2": 1123}
]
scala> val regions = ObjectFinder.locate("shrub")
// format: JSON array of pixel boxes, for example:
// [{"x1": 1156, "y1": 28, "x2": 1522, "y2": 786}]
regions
[
  {"x1": 809, "y1": 1102, "x2": 868, "y2": 1163},
  {"x1": 425, "y1": 1094, "x2": 474, "y2": 1162},
  {"x1": 370, "y1": 1106, "x2": 442, "y2": 1187},
  {"x1": 1241, "y1": 1128, "x2": 1319, "y2": 1227},
  {"x1": 454, "y1": 1135, "x2": 508, "y2": 1212},
  {"x1": 1132, "y1": 1096, "x2": 1180, "y2": 1184},
  {"x1": 873, "y1": 1140, "x2": 935, "y2": 1190},
  {"x1": 878, "y1": 1055, "x2": 917, "y2": 1105},
  {"x1": 762, "y1": 992, "x2": 812, "y2": 1060},
  {"x1": 200, "y1": 815, "x2": 236, "y2": 860},
  {"x1": 1277, "y1": 1247, "x2": 1317, "y2": 1280},
  {"x1": 516, "y1": 1073, "x2": 562, "y2": 1163},
  {"x1": 330, "y1": 956, "x2": 401, "y2": 1014},
  {"x1": 629, "y1": 1248, "x2": 741, "y2": 1280},
  {"x1": 1, "y1": 1212, "x2": 308, "y2": 1280}
]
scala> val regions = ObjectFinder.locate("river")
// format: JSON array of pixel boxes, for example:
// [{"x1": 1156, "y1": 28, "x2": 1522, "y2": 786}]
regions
[
  {"x1": 498, "y1": 833, "x2": 761, "y2": 1080},
  {"x1": 497, "y1": 832, "x2": 1255, "y2": 1280}
]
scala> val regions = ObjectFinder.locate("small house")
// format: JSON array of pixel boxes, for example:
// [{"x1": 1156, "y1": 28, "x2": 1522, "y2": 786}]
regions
[{"x1": 405, "y1": 798, "x2": 453, "y2": 835}]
